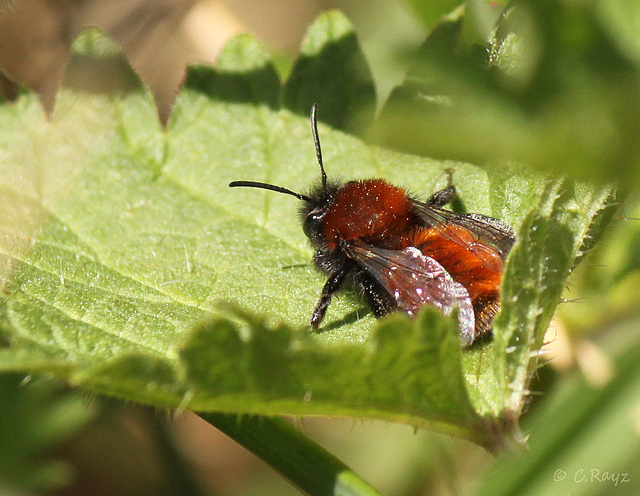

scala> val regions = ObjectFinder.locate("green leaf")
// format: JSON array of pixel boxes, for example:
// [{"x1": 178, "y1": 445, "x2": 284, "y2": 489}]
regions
[
  {"x1": 404, "y1": 0, "x2": 465, "y2": 29},
  {"x1": 182, "y1": 33, "x2": 280, "y2": 109},
  {"x1": 0, "y1": 374, "x2": 97, "y2": 491},
  {"x1": 597, "y1": 0, "x2": 640, "y2": 66},
  {"x1": 375, "y1": 0, "x2": 640, "y2": 187},
  {"x1": 476, "y1": 317, "x2": 640, "y2": 496},
  {"x1": 181, "y1": 306, "x2": 498, "y2": 447},
  {"x1": 557, "y1": 197, "x2": 640, "y2": 334},
  {"x1": 283, "y1": 10, "x2": 376, "y2": 135},
  {"x1": 492, "y1": 180, "x2": 617, "y2": 415},
  {"x1": 0, "y1": 14, "x2": 616, "y2": 456}
]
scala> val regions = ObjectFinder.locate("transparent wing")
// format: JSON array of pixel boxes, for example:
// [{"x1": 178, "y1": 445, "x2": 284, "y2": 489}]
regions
[
  {"x1": 350, "y1": 244, "x2": 476, "y2": 346},
  {"x1": 410, "y1": 199, "x2": 516, "y2": 262}
]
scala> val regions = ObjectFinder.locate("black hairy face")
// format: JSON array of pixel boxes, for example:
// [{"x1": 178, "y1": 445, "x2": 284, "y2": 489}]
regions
[{"x1": 298, "y1": 181, "x2": 340, "y2": 248}]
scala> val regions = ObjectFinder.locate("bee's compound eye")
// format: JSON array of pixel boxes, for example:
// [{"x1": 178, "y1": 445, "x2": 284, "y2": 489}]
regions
[{"x1": 303, "y1": 209, "x2": 324, "y2": 239}]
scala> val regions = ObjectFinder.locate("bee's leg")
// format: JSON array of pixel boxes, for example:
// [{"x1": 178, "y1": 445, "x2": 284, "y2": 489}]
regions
[
  {"x1": 310, "y1": 265, "x2": 352, "y2": 330},
  {"x1": 427, "y1": 169, "x2": 456, "y2": 207},
  {"x1": 358, "y1": 275, "x2": 396, "y2": 317}
]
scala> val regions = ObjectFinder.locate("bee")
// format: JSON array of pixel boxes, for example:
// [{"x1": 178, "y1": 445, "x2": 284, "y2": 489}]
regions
[{"x1": 230, "y1": 105, "x2": 515, "y2": 346}]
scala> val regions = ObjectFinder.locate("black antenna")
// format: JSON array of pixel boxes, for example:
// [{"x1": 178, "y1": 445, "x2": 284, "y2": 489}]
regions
[
  {"x1": 229, "y1": 105, "x2": 328, "y2": 203},
  {"x1": 229, "y1": 180, "x2": 313, "y2": 203},
  {"x1": 311, "y1": 103, "x2": 327, "y2": 193}
]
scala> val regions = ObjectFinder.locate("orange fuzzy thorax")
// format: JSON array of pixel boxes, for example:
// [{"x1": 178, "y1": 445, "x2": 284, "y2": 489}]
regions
[{"x1": 321, "y1": 179, "x2": 414, "y2": 249}]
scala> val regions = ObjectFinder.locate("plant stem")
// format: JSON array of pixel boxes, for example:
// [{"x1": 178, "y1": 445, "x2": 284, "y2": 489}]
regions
[
  {"x1": 147, "y1": 410, "x2": 211, "y2": 496},
  {"x1": 199, "y1": 413, "x2": 384, "y2": 496}
]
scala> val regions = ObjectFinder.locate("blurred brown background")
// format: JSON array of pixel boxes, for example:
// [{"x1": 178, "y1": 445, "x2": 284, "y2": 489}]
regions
[{"x1": 0, "y1": 0, "x2": 425, "y2": 120}]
